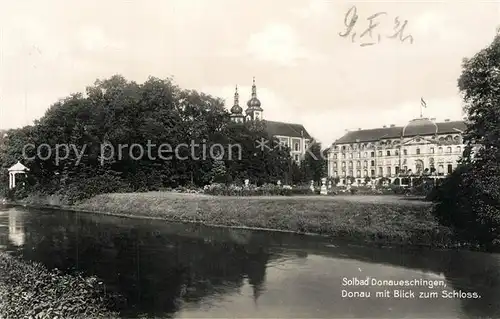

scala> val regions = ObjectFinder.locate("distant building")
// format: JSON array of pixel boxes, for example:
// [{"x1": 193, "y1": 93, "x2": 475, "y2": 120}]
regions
[
  {"x1": 229, "y1": 78, "x2": 312, "y2": 163},
  {"x1": 327, "y1": 117, "x2": 467, "y2": 186}
]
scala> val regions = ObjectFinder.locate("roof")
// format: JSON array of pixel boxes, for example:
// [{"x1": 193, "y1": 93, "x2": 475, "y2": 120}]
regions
[
  {"x1": 264, "y1": 120, "x2": 312, "y2": 139},
  {"x1": 334, "y1": 120, "x2": 466, "y2": 144},
  {"x1": 402, "y1": 118, "x2": 438, "y2": 137},
  {"x1": 8, "y1": 161, "x2": 29, "y2": 172}
]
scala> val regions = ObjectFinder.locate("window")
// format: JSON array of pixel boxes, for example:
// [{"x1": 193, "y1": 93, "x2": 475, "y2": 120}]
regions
[
  {"x1": 364, "y1": 152, "x2": 368, "y2": 158},
  {"x1": 438, "y1": 165, "x2": 444, "y2": 175},
  {"x1": 294, "y1": 142, "x2": 300, "y2": 151},
  {"x1": 386, "y1": 167, "x2": 391, "y2": 175},
  {"x1": 349, "y1": 161, "x2": 353, "y2": 168},
  {"x1": 349, "y1": 153, "x2": 353, "y2": 159},
  {"x1": 371, "y1": 169, "x2": 375, "y2": 176},
  {"x1": 378, "y1": 151, "x2": 382, "y2": 157},
  {"x1": 334, "y1": 171, "x2": 338, "y2": 177},
  {"x1": 294, "y1": 154, "x2": 299, "y2": 161},
  {"x1": 416, "y1": 148, "x2": 420, "y2": 155},
  {"x1": 446, "y1": 147, "x2": 452, "y2": 154},
  {"x1": 363, "y1": 161, "x2": 368, "y2": 167},
  {"x1": 447, "y1": 164, "x2": 453, "y2": 174},
  {"x1": 343, "y1": 171, "x2": 347, "y2": 177},
  {"x1": 403, "y1": 166, "x2": 408, "y2": 172},
  {"x1": 357, "y1": 161, "x2": 361, "y2": 167},
  {"x1": 395, "y1": 166, "x2": 400, "y2": 174},
  {"x1": 334, "y1": 154, "x2": 338, "y2": 159},
  {"x1": 395, "y1": 150, "x2": 399, "y2": 156},
  {"x1": 342, "y1": 153, "x2": 346, "y2": 159},
  {"x1": 358, "y1": 152, "x2": 361, "y2": 158},
  {"x1": 403, "y1": 149, "x2": 408, "y2": 155},
  {"x1": 370, "y1": 160, "x2": 375, "y2": 166},
  {"x1": 430, "y1": 147, "x2": 434, "y2": 154},
  {"x1": 356, "y1": 170, "x2": 361, "y2": 177},
  {"x1": 371, "y1": 152, "x2": 375, "y2": 157},
  {"x1": 348, "y1": 170, "x2": 353, "y2": 176},
  {"x1": 378, "y1": 167, "x2": 383, "y2": 176},
  {"x1": 342, "y1": 162, "x2": 346, "y2": 168},
  {"x1": 457, "y1": 146, "x2": 462, "y2": 154},
  {"x1": 438, "y1": 147, "x2": 443, "y2": 154},
  {"x1": 363, "y1": 170, "x2": 368, "y2": 177},
  {"x1": 334, "y1": 162, "x2": 337, "y2": 168},
  {"x1": 386, "y1": 150, "x2": 391, "y2": 156}
]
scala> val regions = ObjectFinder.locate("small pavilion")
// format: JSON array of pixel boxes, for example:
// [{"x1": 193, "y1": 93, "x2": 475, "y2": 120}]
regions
[{"x1": 8, "y1": 161, "x2": 29, "y2": 189}]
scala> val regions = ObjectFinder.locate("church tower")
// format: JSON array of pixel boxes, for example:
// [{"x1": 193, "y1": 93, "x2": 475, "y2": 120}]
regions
[
  {"x1": 230, "y1": 85, "x2": 245, "y2": 123},
  {"x1": 245, "y1": 77, "x2": 263, "y2": 121}
]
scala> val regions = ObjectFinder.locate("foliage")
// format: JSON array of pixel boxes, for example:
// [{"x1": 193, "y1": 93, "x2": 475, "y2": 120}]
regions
[
  {"x1": 431, "y1": 33, "x2": 500, "y2": 250},
  {"x1": 0, "y1": 252, "x2": 118, "y2": 318},
  {"x1": 203, "y1": 183, "x2": 313, "y2": 196},
  {"x1": 0, "y1": 75, "x2": 326, "y2": 201},
  {"x1": 299, "y1": 141, "x2": 327, "y2": 183}
]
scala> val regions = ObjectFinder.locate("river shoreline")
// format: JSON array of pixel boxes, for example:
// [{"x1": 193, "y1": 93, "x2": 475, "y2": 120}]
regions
[{"x1": 12, "y1": 192, "x2": 457, "y2": 249}]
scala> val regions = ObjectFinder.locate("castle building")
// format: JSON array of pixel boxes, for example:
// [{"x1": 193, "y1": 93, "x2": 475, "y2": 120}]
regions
[
  {"x1": 327, "y1": 117, "x2": 467, "y2": 186},
  {"x1": 229, "y1": 78, "x2": 312, "y2": 163}
]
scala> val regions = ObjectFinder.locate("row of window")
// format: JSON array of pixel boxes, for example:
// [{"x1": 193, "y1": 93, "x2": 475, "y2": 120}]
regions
[
  {"x1": 279, "y1": 138, "x2": 305, "y2": 152},
  {"x1": 334, "y1": 158, "x2": 453, "y2": 169},
  {"x1": 334, "y1": 136, "x2": 462, "y2": 151},
  {"x1": 333, "y1": 146, "x2": 461, "y2": 159},
  {"x1": 333, "y1": 164, "x2": 454, "y2": 178}
]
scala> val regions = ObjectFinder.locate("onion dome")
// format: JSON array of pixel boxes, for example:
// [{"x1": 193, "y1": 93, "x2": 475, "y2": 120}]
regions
[
  {"x1": 230, "y1": 85, "x2": 243, "y2": 114},
  {"x1": 246, "y1": 77, "x2": 263, "y2": 110},
  {"x1": 402, "y1": 118, "x2": 438, "y2": 137}
]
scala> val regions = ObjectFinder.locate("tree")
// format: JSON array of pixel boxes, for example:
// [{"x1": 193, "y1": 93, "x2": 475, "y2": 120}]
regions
[
  {"x1": 300, "y1": 141, "x2": 327, "y2": 183},
  {"x1": 210, "y1": 159, "x2": 227, "y2": 184},
  {"x1": 431, "y1": 33, "x2": 500, "y2": 250}
]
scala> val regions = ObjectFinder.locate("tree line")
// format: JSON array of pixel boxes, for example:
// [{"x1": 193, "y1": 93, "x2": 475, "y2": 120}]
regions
[{"x1": 0, "y1": 76, "x2": 326, "y2": 203}]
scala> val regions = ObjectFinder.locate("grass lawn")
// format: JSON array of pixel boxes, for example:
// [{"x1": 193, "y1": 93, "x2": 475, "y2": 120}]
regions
[{"x1": 75, "y1": 192, "x2": 452, "y2": 248}]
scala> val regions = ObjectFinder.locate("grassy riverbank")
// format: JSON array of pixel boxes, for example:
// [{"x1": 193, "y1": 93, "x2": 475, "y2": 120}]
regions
[
  {"x1": 0, "y1": 252, "x2": 118, "y2": 318},
  {"x1": 67, "y1": 192, "x2": 453, "y2": 248}
]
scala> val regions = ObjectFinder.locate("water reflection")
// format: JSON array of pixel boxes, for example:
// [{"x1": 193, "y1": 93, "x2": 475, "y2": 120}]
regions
[{"x1": 0, "y1": 207, "x2": 499, "y2": 318}]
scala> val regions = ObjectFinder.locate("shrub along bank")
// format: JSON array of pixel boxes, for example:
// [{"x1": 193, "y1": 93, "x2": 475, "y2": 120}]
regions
[
  {"x1": 0, "y1": 252, "x2": 119, "y2": 318},
  {"x1": 70, "y1": 192, "x2": 454, "y2": 248}
]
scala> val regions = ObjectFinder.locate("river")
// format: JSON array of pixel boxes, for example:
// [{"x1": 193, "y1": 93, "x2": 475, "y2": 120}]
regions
[{"x1": 1, "y1": 207, "x2": 499, "y2": 318}]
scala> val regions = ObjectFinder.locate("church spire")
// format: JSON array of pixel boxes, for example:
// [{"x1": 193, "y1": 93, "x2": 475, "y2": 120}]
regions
[
  {"x1": 230, "y1": 84, "x2": 244, "y2": 123},
  {"x1": 234, "y1": 85, "x2": 239, "y2": 106},
  {"x1": 251, "y1": 76, "x2": 257, "y2": 98}
]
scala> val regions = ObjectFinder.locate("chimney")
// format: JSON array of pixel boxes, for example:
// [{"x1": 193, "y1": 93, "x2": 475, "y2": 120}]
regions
[
  {"x1": 444, "y1": 119, "x2": 450, "y2": 122},
  {"x1": 358, "y1": 128, "x2": 361, "y2": 131},
  {"x1": 382, "y1": 125, "x2": 387, "y2": 128},
  {"x1": 390, "y1": 124, "x2": 395, "y2": 127},
  {"x1": 430, "y1": 118, "x2": 436, "y2": 121}
]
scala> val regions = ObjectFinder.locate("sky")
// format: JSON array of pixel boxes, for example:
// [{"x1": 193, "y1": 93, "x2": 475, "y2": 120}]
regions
[{"x1": 0, "y1": 0, "x2": 499, "y2": 146}]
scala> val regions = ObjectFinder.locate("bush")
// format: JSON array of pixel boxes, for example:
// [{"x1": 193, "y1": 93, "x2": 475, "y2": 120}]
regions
[
  {"x1": 203, "y1": 183, "x2": 314, "y2": 196},
  {"x1": 61, "y1": 172, "x2": 131, "y2": 204},
  {"x1": 0, "y1": 253, "x2": 119, "y2": 318}
]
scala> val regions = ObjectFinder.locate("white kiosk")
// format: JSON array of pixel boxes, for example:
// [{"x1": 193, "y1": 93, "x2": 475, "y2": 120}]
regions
[{"x1": 8, "y1": 161, "x2": 29, "y2": 189}]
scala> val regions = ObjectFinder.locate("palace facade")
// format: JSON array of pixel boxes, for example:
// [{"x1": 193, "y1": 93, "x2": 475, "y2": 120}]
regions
[
  {"x1": 327, "y1": 117, "x2": 467, "y2": 185},
  {"x1": 229, "y1": 78, "x2": 312, "y2": 163}
]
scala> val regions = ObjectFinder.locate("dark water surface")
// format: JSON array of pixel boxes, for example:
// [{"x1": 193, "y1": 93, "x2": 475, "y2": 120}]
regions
[{"x1": 1, "y1": 207, "x2": 500, "y2": 319}]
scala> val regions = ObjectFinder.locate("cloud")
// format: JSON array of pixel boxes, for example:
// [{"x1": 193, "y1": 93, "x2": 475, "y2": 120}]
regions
[
  {"x1": 292, "y1": 0, "x2": 332, "y2": 19},
  {"x1": 245, "y1": 24, "x2": 323, "y2": 66},
  {"x1": 78, "y1": 26, "x2": 125, "y2": 52}
]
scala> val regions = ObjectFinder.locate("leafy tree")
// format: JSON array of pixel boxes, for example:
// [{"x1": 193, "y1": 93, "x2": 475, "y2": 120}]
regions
[
  {"x1": 431, "y1": 33, "x2": 500, "y2": 250},
  {"x1": 210, "y1": 159, "x2": 227, "y2": 184},
  {"x1": 300, "y1": 141, "x2": 327, "y2": 183},
  {"x1": 0, "y1": 74, "x2": 299, "y2": 200}
]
